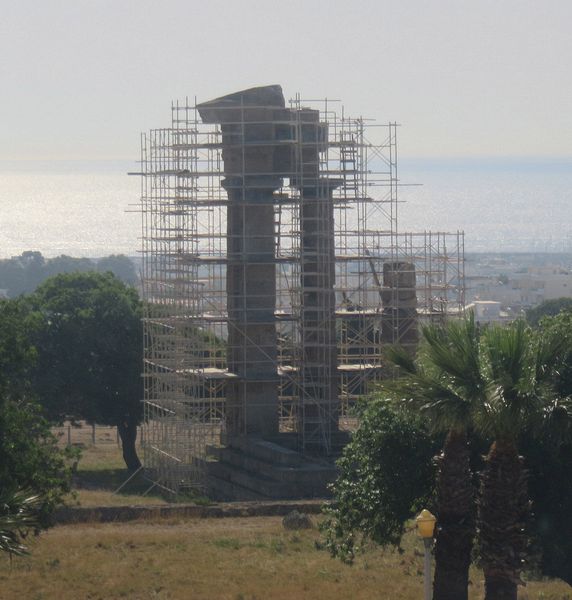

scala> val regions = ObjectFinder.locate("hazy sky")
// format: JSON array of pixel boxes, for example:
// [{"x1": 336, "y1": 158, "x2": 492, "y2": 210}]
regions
[{"x1": 2, "y1": 0, "x2": 571, "y2": 161}]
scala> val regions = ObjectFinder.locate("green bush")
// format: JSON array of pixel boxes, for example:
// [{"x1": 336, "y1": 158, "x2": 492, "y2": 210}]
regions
[
  {"x1": 0, "y1": 398, "x2": 75, "y2": 528},
  {"x1": 320, "y1": 399, "x2": 441, "y2": 562}
]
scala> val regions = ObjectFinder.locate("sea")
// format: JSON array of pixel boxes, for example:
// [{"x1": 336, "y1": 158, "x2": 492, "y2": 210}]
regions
[{"x1": 0, "y1": 158, "x2": 570, "y2": 259}]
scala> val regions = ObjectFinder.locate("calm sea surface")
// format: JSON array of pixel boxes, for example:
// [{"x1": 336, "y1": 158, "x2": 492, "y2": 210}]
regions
[{"x1": 0, "y1": 159, "x2": 570, "y2": 258}]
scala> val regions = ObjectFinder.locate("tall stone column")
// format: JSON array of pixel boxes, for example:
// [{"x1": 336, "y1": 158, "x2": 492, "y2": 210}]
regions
[
  {"x1": 299, "y1": 189, "x2": 339, "y2": 448},
  {"x1": 198, "y1": 86, "x2": 286, "y2": 439},
  {"x1": 293, "y1": 109, "x2": 339, "y2": 450},
  {"x1": 198, "y1": 87, "x2": 340, "y2": 451}
]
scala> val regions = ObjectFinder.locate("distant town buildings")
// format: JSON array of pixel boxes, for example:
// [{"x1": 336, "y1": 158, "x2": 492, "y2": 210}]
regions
[{"x1": 465, "y1": 253, "x2": 572, "y2": 321}]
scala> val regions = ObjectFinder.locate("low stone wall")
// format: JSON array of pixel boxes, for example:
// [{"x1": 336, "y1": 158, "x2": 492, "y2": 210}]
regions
[{"x1": 53, "y1": 500, "x2": 328, "y2": 525}]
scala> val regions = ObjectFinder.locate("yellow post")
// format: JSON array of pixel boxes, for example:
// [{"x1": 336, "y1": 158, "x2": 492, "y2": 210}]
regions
[{"x1": 416, "y1": 509, "x2": 437, "y2": 600}]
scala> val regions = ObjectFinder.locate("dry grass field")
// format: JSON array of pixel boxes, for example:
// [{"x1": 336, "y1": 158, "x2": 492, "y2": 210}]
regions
[
  {"x1": 1, "y1": 517, "x2": 570, "y2": 600},
  {"x1": 54, "y1": 424, "x2": 168, "y2": 507},
  {"x1": 3, "y1": 425, "x2": 561, "y2": 599}
]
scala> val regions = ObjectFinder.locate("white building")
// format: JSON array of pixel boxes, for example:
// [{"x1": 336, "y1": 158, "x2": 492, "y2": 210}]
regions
[{"x1": 465, "y1": 300, "x2": 511, "y2": 323}]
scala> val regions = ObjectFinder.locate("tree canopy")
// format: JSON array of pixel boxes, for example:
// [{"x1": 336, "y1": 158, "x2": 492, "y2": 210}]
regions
[
  {"x1": 526, "y1": 297, "x2": 572, "y2": 327},
  {"x1": 0, "y1": 297, "x2": 36, "y2": 400},
  {"x1": 0, "y1": 297, "x2": 75, "y2": 544},
  {"x1": 0, "y1": 270, "x2": 143, "y2": 551},
  {"x1": 322, "y1": 315, "x2": 572, "y2": 594},
  {"x1": 320, "y1": 400, "x2": 440, "y2": 563},
  {"x1": 26, "y1": 272, "x2": 144, "y2": 469},
  {"x1": 0, "y1": 251, "x2": 138, "y2": 297},
  {"x1": 522, "y1": 310, "x2": 572, "y2": 585},
  {"x1": 0, "y1": 398, "x2": 74, "y2": 527}
]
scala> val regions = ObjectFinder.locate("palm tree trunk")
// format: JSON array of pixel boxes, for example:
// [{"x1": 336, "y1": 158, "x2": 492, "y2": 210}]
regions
[
  {"x1": 479, "y1": 438, "x2": 529, "y2": 600},
  {"x1": 433, "y1": 429, "x2": 474, "y2": 600}
]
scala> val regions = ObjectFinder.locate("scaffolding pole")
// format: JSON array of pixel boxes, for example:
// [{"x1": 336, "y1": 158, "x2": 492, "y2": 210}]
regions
[{"x1": 138, "y1": 87, "x2": 465, "y2": 493}]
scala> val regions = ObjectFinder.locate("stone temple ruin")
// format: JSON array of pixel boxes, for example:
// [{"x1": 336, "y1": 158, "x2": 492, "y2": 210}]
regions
[{"x1": 136, "y1": 85, "x2": 465, "y2": 499}]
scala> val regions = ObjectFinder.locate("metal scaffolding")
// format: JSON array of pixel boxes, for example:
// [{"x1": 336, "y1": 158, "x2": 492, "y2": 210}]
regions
[{"x1": 137, "y1": 88, "x2": 465, "y2": 493}]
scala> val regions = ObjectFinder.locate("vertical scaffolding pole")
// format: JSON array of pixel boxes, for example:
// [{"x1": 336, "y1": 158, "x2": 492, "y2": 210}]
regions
[{"x1": 137, "y1": 86, "x2": 466, "y2": 492}]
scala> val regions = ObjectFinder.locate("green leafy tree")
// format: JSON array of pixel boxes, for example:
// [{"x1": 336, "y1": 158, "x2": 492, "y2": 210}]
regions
[
  {"x1": 320, "y1": 400, "x2": 440, "y2": 563},
  {"x1": 0, "y1": 298, "x2": 74, "y2": 544},
  {"x1": 0, "y1": 398, "x2": 73, "y2": 527},
  {"x1": 96, "y1": 254, "x2": 138, "y2": 287},
  {"x1": 0, "y1": 297, "x2": 36, "y2": 400},
  {"x1": 28, "y1": 272, "x2": 143, "y2": 470},
  {"x1": 0, "y1": 251, "x2": 51, "y2": 296},
  {"x1": 526, "y1": 297, "x2": 572, "y2": 327},
  {"x1": 0, "y1": 258, "x2": 26, "y2": 297},
  {"x1": 43, "y1": 255, "x2": 94, "y2": 280},
  {"x1": 18, "y1": 252, "x2": 46, "y2": 293},
  {"x1": 0, "y1": 252, "x2": 137, "y2": 298}
]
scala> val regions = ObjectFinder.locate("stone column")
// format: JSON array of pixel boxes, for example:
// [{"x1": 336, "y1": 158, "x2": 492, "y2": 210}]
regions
[
  {"x1": 198, "y1": 86, "x2": 286, "y2": 438},
  {"x1": 292, "y1": 109, "x2": 339, "y2": 450},
  {"x1": 381, "y1": 262, "x2": 419, "y2": 352}
]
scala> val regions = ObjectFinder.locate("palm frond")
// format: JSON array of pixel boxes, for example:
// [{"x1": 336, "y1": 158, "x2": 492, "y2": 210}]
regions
[
  {"x1": 533, "y1": 325, "x2": 569, "y2": 384},
  {"x1": 384, "y1": 345, "x2": 417, "y2": 375},
  {"x1": 0, "y1": 489, "x2": 42, "y2": 557},
  {"x1": 385, "y1": 313, "x2": 569, "y2": 444},
  {"x1": 382, "y1": 351, "x2": 477, "y2": 434},
  {"x1": 421, "y1": 314, "x2": 483, "y2": 397},
  {"x1": 536, "y1": 395, "x2": 572, "y2": 445}
]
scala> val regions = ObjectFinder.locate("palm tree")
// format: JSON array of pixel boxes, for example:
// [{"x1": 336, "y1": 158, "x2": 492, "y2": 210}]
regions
[
  {"x1": 384, "y1": 315, "x2": 482, "y2": 600},
  {"x1": 475, "y1": 320, "x2": 567, "y2": 600},
  {"x1": 0, "y1": 488, "x2": 41, "y2": 557},
  {"x1": 385, "y1": 316, "x2": 568, "y2": 600}
]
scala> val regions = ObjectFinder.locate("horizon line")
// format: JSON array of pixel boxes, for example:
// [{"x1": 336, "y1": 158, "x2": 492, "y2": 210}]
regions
[{"x1": 1, "y1": 154, "x2": 570, "y2": 163}]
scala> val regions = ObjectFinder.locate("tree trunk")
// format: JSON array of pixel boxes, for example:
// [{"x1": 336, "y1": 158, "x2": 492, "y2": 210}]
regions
[
  {"x1": 484, "y1": 575, "x2": 518, "y2": 600},
  {"x1": 479, "y1": 439, "x2": 529, "y2": 600},
  {"x1": 117, "y1": 420, "x2": 142, "y2": 471},
  {"x1": 433, "y1": 429, "x2": 474, "y2": 600}
]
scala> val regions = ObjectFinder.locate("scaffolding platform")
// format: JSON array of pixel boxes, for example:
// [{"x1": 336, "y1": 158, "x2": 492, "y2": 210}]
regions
[{"x1": 137, "y1": 85, "x2": 465, "y2": 494}]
